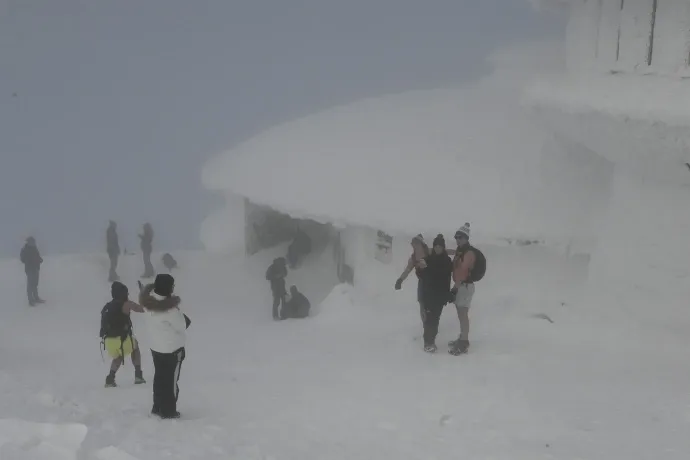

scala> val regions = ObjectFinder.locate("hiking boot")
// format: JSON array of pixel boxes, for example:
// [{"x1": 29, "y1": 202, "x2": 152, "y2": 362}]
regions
[
  {"x1": 105, "y1": 374, "x2": 117, "y2": 388},
  {"x1": 449, "y1": 339, "x2": 470, "y2": 356},
  {"x1": 159, "y1": 411, "x2": 181, "y2": 419},
  {"x1": 424, "y1": 343, "x2": 437, "y2": 353},
  {"x1": 134, "y1": 370, "x2": 146, "y2": 384},
  {"x1": 35, "y1": 298, "x2": 45, "y2": 304}
]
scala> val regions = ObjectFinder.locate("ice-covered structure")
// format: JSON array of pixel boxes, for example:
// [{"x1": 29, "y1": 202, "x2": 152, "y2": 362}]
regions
[
  {"x1": 526, "y1": 0, "x2": 690, "y2": 315},
  {"x1": 201, "y1": 42, "x2": 612, "y2": 286}
]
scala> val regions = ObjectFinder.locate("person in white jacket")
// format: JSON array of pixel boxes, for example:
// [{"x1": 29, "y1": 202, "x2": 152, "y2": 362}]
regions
[{"x1": 139, "y1": 274, "x2": 190, "y2": 419}]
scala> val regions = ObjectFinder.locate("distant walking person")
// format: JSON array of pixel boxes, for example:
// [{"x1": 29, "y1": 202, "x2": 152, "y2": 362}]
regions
[
  {"x1": 394, "y1": 234, "x2": 430, "y2": 326},
  {"x1": 265, "y1": 258, "x2": 288, "y2": 320},
  {"x1": 139, "y1": 223, "x2": 155, "y2": 278},
  {"x1": 107, "y1": 221, "x2": 120, "y2": 282},
  {"x1": 20, "y1": 237, "x2": 44, "y2": 306},
  {"x1": 139, "y1": 275, "x2": 190, "y2": 419}
]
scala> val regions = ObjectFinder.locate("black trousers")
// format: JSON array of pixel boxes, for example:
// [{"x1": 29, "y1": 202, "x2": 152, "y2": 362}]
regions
[
  {"x1": 272, "y1": 293, "x2": 284, "y2": 319},
  {"x1": 151, "y1": 347, "x2": 185, "y2": 417},
  {"x1": 142, "y1": 250, "x2": 154, "y2": 277},
  {"x1": 108, "y1": 253, "x2": 119, "y2": 280},
  {"x1": 25, "y1": 269, "x2": 39, "y2": 303},
  {"x1": 422, "y1": 299, "x2": 446, "y2": 346}
]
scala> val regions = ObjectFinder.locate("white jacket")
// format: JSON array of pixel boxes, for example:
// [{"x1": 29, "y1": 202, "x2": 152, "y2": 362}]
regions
[{"x1": 146, "y1": 292, "x2": 187, "y2": 353}]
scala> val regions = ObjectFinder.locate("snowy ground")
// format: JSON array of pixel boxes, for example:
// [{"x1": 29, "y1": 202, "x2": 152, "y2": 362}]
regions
[{"x1": 1, "y1": 245, "x2": 689, "y2": 460}]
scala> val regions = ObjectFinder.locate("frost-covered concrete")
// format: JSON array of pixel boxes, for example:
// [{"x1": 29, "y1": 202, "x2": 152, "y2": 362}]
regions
[{"x1": 528, "y1": 0, "x2": 690, "y2": 320}]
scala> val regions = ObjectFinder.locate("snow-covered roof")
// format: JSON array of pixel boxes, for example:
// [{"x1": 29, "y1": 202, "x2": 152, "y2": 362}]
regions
[
  {"x1": 525, "y1": 73, "x2": 690, "y2": 182},
  {"x1": 202, "y1": 42, "x2": 610, "y2": 243}
]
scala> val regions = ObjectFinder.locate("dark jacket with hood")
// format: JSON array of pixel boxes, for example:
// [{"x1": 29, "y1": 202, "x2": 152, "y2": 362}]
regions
[
  {"x1": 20, "y1": 241, "x2": 43, "y2": 271},
  {"x1": 419, "y1": 235, "x2": 453, "y2": 305},
  {"x1": 265, "y1": 258, "x2": 288, "y2": 295}
]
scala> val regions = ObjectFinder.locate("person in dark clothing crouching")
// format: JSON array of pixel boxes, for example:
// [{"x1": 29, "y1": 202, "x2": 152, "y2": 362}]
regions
[
  {"x1": 139, "y1": 274, "x2": 191, "y2": 419},
  {"x1": 266, "y1": 258, "x2": 288, "y2": 320},
  {"x1": 280, "y1": 285, "x2": 311, "y2": 319},
  {"x1": 418, "y1": 234, "x2": 453, "y2": 353}
]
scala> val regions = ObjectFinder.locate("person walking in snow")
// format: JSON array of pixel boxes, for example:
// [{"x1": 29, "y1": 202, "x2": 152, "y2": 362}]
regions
[
  {"x1": 139, "y1": 274, "x2": 190, "y2": 419},
  {"x1": 100, "y1": 281, "x2": 147, "y2": 387},
  {"x1": 417, "y1": 234, "x2": 453, "y2": 353},
  {"x1": 266, "y1": 257, "x2": 288, "y2": 320},
  {"x1": 20, "y1": 236, "x2": 44, "y2": 306},
  {"x1": 106, "y1": 221, "x2": 120, "y2": 282},
  {"x1": 139, "y1": 222, "x2": 155, "y2": 279},
  {"x1": 394, "y1": 234, "x2": 430, "y2": 325},
  {"x1": 449, "y1": 223, "x2": 477, "y2": 355}
]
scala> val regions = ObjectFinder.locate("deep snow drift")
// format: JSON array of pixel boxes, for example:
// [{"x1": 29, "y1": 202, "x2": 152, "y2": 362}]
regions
[{"x1": 1, "y1": 244, "x2": 690, "y2": 459}]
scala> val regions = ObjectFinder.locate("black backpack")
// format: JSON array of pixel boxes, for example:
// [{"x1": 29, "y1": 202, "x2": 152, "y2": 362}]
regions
[
  {"x1": 99, "y1": 300, "x2": 131, "y2": 339},
  {"x1": 468, "y1": 246, "x2": 486, "y2": 282},
  {"x1": 455, "y1": 245, "x2": 487, "y2": 283}
]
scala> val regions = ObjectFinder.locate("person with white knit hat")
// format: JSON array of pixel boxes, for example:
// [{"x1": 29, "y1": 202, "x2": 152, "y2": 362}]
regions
[{"x1": 449, "y1": 223, "x2": 476, "y2": 355}]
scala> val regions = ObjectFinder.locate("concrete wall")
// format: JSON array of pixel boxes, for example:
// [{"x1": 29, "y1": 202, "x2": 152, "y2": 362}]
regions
[{"x1": 566, "y1": 0, "x2": 690, "y2": 75}]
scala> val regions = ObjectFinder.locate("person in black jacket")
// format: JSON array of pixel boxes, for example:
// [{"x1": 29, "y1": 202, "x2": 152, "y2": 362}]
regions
[
  {"x1": 281, "y1": 285, "x2": 311, "y2": 319},
  {"x1": 265, "y1": 258, "x2": 288, "y2": 320},
  {"x1": 20, "y1": 237, "x2": 44, "y2": 306},
  {"x1": 418, "y1": 234, "x2": 453, "y2": 353}
]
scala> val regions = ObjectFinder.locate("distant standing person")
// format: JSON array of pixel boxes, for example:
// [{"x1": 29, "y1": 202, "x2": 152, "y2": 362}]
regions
[
  {"x1": 107, "y1": 221, "x2": 120, "y2": 282},
  {"x1": 140, "y1": 223, "x2": 154, "y2": 279},
  {"x1": 265, "y1": 258, "x2": 288, "y2": 320},
  {"x1": 418, "y1": 234, "x2": 453, "y2": 353},
  {"x1": 20, "y1": 237, "x2": 44, "y2": 306},
  {"x1": 394, "y1": 234, "x2": 430, "y2": 326}
]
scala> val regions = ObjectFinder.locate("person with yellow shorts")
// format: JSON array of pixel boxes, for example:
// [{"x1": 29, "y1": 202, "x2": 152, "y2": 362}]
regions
[{"x1": 101, "y1": 282, "x2": 147, "y2": 387}]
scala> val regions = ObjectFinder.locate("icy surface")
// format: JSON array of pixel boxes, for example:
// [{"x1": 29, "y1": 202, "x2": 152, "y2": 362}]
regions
[
  {"x1": 0, "y1": 419, "x2": 87, "y2": 460},
  {"x1": 203, "y1": 43, "x2": 612, "y2": 243},
  {"x1": 1, "y1": 245, "x2": 690, "y2": 459}
]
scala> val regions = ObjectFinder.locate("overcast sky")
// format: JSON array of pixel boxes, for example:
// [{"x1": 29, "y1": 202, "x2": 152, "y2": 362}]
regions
[{"x1": 0, "y1": 0, "x2": 564, "y2": 257}]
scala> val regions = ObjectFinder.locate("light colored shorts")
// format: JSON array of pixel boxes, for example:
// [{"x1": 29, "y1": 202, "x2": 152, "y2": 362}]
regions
[
  {"x1": 104, "y1": 336, "x2": 137, "y2": 359},
  {"x1": 454, "y1": 283, "x2": 475, "y2": 310}
]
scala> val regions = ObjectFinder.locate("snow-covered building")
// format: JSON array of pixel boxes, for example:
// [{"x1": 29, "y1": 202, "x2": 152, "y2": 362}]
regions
[
  {"x1": 201, "y1": 41, "x2": 612, "y2": 287},
  {"x1": 526, "y1": 0, "x2": 690, "y2": 311}
]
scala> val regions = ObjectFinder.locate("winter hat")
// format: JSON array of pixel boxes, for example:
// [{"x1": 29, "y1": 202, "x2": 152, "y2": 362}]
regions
[
  {"x1": 432, "y1": 234, "x2": 446, "y2": 248},
  {"x1": 455, "y1": 223, "x2": 471, "y2": 240},
  {"x1": 154, "y1": 274, "x2": 175, "y2": 297},
  {"x1": 111, "y1": 281, "x2": 128, "y2": 300},
  {"x1": 411, "y1": 234, "x2": 425, "y2": 244}
]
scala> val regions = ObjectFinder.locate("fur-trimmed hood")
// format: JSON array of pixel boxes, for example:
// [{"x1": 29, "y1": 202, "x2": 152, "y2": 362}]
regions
[{"x1": 139, "y1": 284, "x2": 181, "y2": 312}]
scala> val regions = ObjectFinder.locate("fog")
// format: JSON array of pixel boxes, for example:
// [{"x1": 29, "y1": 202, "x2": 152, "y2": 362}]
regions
[{"x1": 0, "y1": 0, "x2": 563, "y2": 258}]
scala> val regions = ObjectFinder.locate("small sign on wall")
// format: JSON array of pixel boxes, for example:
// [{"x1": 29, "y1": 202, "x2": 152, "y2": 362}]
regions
[{"x1": 375, "y1": 230, "x2": 393, "y2": 264}]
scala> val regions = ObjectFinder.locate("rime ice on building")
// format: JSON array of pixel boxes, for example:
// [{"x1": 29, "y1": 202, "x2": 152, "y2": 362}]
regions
[{"x1": 528, "y1": 0, "x2": 690, "y2": 312}]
